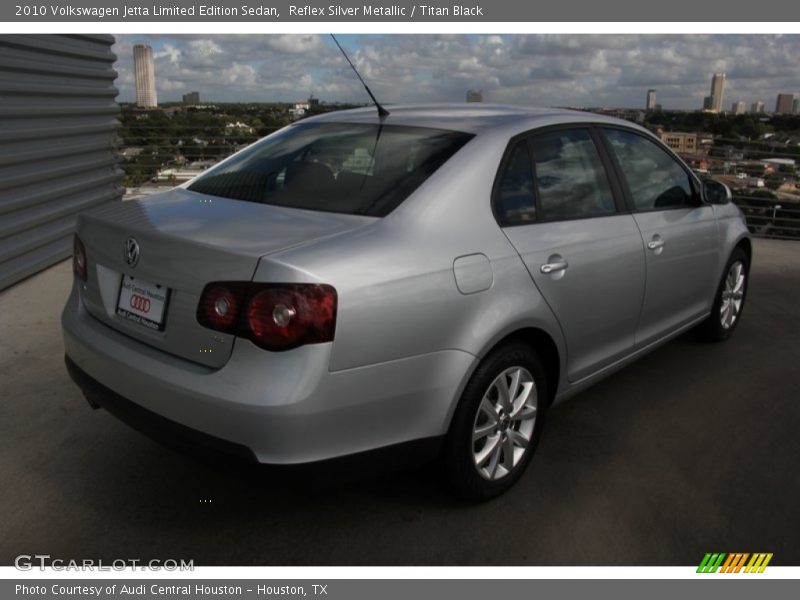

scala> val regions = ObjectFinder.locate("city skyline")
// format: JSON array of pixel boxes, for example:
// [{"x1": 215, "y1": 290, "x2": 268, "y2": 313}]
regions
[{"x1": 113, "y1": 35, "x2": 800, "y2": 110}]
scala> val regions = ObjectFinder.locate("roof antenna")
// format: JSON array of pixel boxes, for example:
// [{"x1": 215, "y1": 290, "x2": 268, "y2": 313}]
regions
[{"x1": 330, "y1": 34, "x2": 389, "y2": 118}]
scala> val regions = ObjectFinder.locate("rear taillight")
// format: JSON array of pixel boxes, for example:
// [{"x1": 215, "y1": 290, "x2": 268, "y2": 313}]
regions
[
  {"x1": 197, "y1": 282, "x2": 337, "y2": 351},
  {"x1": 201, "y1": 285, "x2": 241, "y2": 330},
  {"x1": 73, "y1": 234, "x2": 87, "y2": 281},
  {"x1": 246, "y1": 285, "x2": 337, "y2": 350}
]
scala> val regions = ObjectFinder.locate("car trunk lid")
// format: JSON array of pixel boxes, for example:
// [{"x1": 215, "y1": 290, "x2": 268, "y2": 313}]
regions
[{"x1": 77, "y1": 188, "x2": 371, "y2": 368}]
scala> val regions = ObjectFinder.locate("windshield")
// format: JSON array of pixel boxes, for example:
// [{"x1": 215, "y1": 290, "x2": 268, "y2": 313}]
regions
[{"x1": 187, "y1": 122, "x2": 474, "y2": 217}]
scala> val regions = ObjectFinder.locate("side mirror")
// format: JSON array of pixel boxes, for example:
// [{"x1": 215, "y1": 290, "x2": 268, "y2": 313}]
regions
[{"x1": 703, "y1": 179, "x2": 732, "y2": 205}]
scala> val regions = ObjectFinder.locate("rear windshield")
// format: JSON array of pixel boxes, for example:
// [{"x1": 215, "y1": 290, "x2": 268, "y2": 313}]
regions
[{"x1": 187, "y1": 122, "x2": 474, "y2": 217}]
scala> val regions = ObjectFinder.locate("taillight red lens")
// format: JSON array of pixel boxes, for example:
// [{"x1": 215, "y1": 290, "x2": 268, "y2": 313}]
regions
[
  {"x1": 73, "y1": 234, "x2": 87, "y2": 281},
  {"x1": 246, "y1": 285, "x2": 336, "y2": 350},
  {"x1": 202, "y1": 286, "x2": 239, "y2": 330},
  {"x1": 196, "y1": 282, "x2": 337, "y2": 351}
]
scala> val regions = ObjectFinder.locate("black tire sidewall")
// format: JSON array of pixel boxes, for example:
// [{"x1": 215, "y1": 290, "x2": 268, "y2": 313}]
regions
[{"x1": 444, "y1": 341, "x2": 549, "y2": 500}]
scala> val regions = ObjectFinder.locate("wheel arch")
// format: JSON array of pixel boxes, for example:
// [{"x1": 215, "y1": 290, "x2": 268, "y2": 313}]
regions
[
  {"x1": 449, "y1": 325, "x2": 562, "y2": 428},
  {"x1": 735, "y1": 236, "x2": 752, "y2": 267},
  {"x1": 502, "y1": 328, "x2": 561, "y2": 406}
]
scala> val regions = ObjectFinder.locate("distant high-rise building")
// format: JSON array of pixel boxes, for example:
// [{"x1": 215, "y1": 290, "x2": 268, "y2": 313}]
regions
[
  {"x1": 133, "y1": 44, "x2": 157, "y2": 108},
  {"x1": 182, "y1": 91, "x2": 200, "y2": 105},
  {"x1": 732, "y1": 100, "x2": 746, "y2": 115},
  {"x1": 702, "y1": 96, "x2": 713, "y2": 111},
  {"x1": 646, "y1": 89, "x2": 657, "y2": 110},
  {"x1": 466, "y1": 89, "x2": 483, "y2": 103},
  {"x1": 794, "y1": 98, "x2": 800, "y2": 114},
  {"x1": 708, "y1": 73, "x2": 725, "y2": 113},
  {"x1": 775, "y1": 93, "x2": 794, "y2": 114},
  {"x1": 751, "y1": 101, "x2": 765, "y2": 114}
]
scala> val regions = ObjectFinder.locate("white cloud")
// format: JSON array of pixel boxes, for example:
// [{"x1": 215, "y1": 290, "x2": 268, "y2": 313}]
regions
[
  {"x1": 153, "y1": 43, "x2": 181, "y2": 65},
  {"x1": 264, "y1": 34, "x2": 323, "y2": 54}
]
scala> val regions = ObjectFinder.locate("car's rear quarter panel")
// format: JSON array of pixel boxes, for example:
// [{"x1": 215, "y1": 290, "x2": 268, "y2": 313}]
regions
[{"x1": 263, "y1": 127, "x2": 567, "y2": 385}]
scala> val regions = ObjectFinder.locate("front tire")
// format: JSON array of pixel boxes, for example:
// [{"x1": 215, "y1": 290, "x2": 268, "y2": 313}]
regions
[
  {"x1": 444, "y1": 342, "x2": 548, "y2": 500},
  {"x1": 695, "y1": 247, "x2": 749, "y2": 342}
]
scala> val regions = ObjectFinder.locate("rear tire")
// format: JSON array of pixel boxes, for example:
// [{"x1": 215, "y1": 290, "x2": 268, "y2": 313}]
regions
[
  {"x1": 444, "y1": 341, "x2": 548, "y2": 501},
  {"x1": 695, "y1": 247, "x2": 749, "y2": 342}
]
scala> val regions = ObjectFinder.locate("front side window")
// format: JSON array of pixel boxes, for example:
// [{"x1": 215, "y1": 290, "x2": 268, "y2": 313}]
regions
[
  {"x1": 529, "y1": 128, "x2": 617, "y2": 221},
  {"x1": 188, "y1": 123, "x2": 473, "y2": 217},
  {"x1": 603, "y1": 128, "x2": 695, "y2": 210}
]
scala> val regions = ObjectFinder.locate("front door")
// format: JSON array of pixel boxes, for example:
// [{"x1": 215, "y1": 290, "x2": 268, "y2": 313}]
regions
[{"x1": 600, "y1": 127, "x2": 719, "y2": 347}]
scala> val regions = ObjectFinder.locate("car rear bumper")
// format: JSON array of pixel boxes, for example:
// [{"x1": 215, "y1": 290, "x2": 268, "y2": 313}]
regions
[
  {"x1": 64, "y1": 354, "x2": 259, "y2": 462},
  {"x1": 61, "y1": 285, "x2": 475, "y2": 464}
]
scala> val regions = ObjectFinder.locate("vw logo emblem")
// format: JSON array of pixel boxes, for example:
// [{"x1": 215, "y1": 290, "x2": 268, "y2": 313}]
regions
[{"x1": 124, "y1": 237, "x2": 140, "y2": 268}]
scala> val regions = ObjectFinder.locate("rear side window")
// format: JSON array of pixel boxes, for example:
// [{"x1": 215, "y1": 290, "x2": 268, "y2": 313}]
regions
[
  {"x1": 530, "y1": 129, "x2": 617, "y2": 221},
  {"x1": 188, "y1": 123, "x2": 473, "y2": 217},
  {"x1": 603, "y1": 128, "x2": 695, "y2": 210},
  {"x1": 494, "y1": 142, "x2": 536, "y2": 225}
]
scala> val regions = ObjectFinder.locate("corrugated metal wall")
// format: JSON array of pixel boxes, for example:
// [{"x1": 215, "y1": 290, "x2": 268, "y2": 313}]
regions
[{"x1": 0, "y1": 34, "x2": 122, "y2": 290}]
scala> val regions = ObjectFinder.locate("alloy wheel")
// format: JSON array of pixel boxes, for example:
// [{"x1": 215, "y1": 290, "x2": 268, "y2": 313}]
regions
[
  {"x1": 471, "y1": 366, "x2": 538, "y2": 481},
  {"x1": 720, "y1": 260, "x2": 746, "y2": 330}
]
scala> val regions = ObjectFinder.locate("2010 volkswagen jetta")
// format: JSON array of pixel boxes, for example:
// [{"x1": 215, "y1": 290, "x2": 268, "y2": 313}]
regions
[{"x1": 62, "y1": 104, "x2": 751, "y2": 498}]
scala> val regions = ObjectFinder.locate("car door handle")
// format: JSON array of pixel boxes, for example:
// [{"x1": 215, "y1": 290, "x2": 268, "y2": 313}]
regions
[
  {"x1": 540, "y1": 259, "x2": 568, "y2": 274},
  {"x1": 647, "y1": 239, "x2": 665, "y2": 251}
]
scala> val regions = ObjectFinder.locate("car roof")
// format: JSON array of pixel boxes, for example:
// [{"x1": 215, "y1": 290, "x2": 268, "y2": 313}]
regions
[{"x1": 300, "y1": 103, "x2": 646, "y2": 136}]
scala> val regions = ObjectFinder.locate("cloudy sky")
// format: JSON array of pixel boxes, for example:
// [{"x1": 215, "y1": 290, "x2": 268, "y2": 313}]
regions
[{"x1": 113, "y1": 34, "x2": 800, "y2": 110}]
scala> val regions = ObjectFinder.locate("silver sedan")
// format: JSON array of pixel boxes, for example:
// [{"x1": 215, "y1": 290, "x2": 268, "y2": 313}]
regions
[{"x1": 62, "y1": 104, "x2": 751, "y2": 499}]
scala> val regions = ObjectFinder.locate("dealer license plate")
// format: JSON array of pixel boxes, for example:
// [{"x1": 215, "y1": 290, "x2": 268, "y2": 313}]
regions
[{"x1": 116, "y1": 275, "x2": 170, "y2": 331}]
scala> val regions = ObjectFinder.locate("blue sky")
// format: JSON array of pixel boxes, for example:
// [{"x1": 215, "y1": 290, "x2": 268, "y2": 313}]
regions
[{"x1": 113, "y1": 34, "x2": 800, "y2": 110}]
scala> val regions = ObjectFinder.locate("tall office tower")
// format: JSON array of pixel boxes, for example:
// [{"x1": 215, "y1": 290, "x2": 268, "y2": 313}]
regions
[
  {"x1": 794, "y1": 98, "x2": 800, "y2": 114},
  {"x1": 709, "y1": 73, "x2": 726, "y2": 113},
  {"x1": 775, "y1": 93, "x2": 795, "y2": 114},
  {"x1": 133, "y1": 44, "x2": 157, "y2": 108},
  {"x1": 732, "y1": 101, "x2": 746, "y2": 115},
  {"x1": 646, "y1": 89, "x2": 657, "y2": 110},
  {"x1": 751, "y1": 101, "x2": 765, "y2": 114}
]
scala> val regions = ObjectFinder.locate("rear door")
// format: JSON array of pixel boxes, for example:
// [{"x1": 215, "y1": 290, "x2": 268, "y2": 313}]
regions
[
  {"x1": 497, "y1": 126, "x2": 646, "y2": 382},
  {"x1": 599, "y1": 127, "x2": 719, "y2": 347}
]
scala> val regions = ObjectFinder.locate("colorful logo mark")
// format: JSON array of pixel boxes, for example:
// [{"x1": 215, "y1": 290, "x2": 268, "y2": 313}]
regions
[{"x1": 697, "y1": 553, "x2": 773, "y2": 573}]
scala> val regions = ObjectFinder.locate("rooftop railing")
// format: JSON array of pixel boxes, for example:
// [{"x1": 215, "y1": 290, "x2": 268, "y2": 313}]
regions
[{"x1": 733, "y1": 195, "x2": 800, "y2": 240}]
